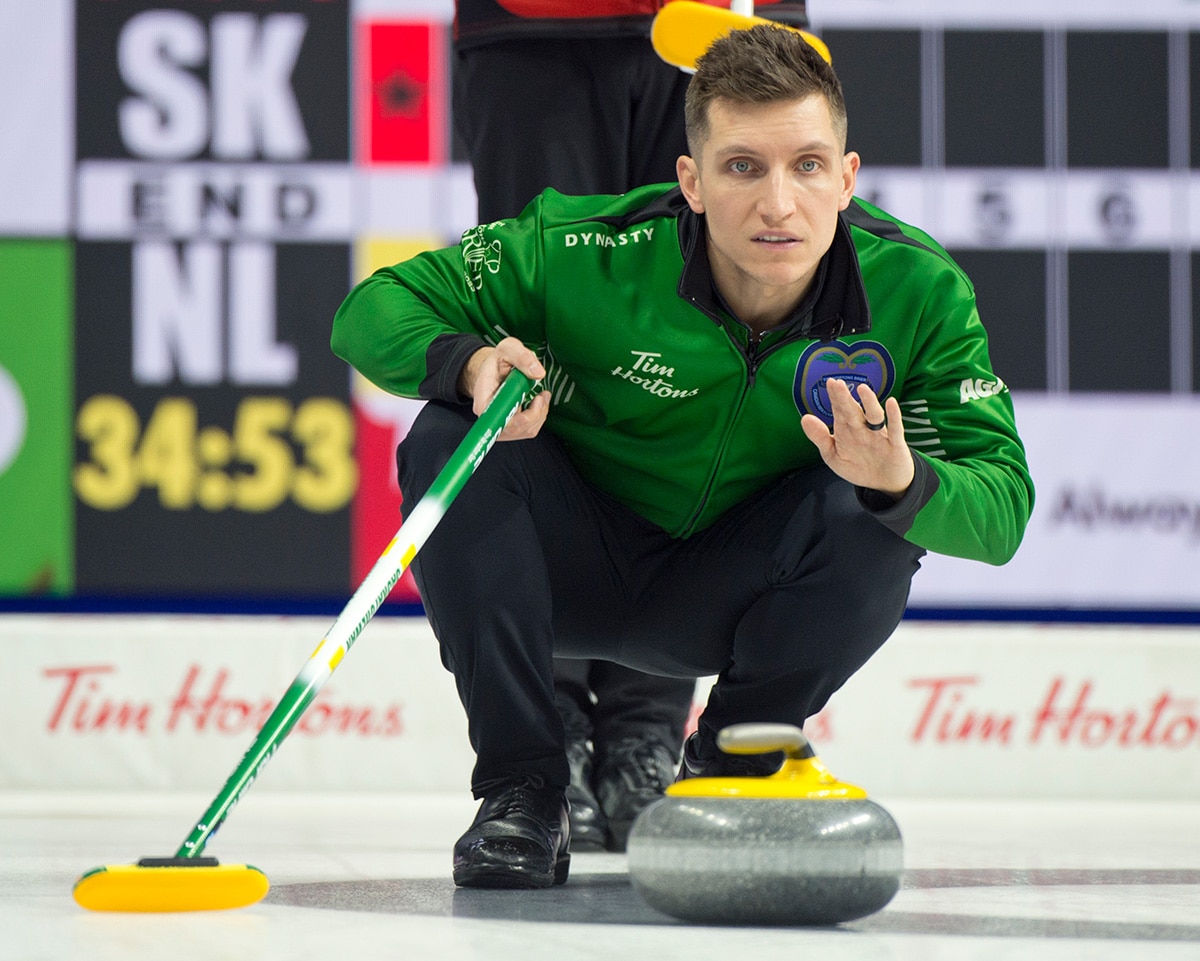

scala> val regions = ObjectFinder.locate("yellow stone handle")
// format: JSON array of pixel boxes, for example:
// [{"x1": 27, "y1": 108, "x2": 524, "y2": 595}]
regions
[
  {"x1": 716, "y1": 722, "x2": 812, "y2": 759},
  {"x1": 668, "y1": 723, "x2": 869, "y2": 800}
]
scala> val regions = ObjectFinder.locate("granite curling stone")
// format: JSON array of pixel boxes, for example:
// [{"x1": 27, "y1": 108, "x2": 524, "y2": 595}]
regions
[{"x1": 626, "y1": 723, "x2": 903, "y2": 926}]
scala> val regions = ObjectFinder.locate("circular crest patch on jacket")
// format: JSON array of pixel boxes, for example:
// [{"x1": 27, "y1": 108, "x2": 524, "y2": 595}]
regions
[{"x1": 793, "y1": 339, "x2": 895, "y2": 427}]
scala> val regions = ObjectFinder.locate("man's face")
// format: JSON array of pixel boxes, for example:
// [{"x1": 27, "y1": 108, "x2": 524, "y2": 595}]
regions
[{"x1": 678, "y1": 95, "x2": 858, "y2": 312}]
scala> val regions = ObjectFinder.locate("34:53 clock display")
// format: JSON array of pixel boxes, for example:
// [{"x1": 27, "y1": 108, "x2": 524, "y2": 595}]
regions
[{"x1": 74, "y1": 394, "x2": 357, "y2": 513}]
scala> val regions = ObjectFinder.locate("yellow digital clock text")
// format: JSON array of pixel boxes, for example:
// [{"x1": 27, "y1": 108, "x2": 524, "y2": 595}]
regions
[{"x1": 75, "y1": 394, "x2": 357, "y2": 513}]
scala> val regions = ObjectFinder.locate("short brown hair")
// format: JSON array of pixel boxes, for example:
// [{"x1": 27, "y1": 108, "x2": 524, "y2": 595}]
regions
[{"x1": 684, "y1": 24, "x2": 847, "y2": 157}]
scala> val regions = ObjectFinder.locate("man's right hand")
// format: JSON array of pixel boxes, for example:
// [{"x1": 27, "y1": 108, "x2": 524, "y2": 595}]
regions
[{"x1": 458, "y1": 337, "x2": 549, "y2": 441}]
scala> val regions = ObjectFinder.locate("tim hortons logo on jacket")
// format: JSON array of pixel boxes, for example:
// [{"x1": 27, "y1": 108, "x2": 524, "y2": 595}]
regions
[{"x1": 610, "y1": 349, "x2": 700, "y2": 399}]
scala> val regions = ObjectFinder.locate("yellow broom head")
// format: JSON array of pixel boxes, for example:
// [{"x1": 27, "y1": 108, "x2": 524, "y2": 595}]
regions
[{"x1": 73, "y1": 858, "x2": 269, "y2": 913}]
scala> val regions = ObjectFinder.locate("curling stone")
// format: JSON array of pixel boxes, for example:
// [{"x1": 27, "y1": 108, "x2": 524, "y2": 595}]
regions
[{"x1": 626, "y1": 723, "x2": 902, "y2": 926}]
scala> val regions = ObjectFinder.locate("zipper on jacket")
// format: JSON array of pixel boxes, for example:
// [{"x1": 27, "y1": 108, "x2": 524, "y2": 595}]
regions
[
  {"x1": 743, "y1": 322, "x2": 804, "y2": 388},
  {"x1": 676, "y1": 303, "x2": 861, "y2": 536},
  {"x1": 679, "y1": 364, "x2": 752, "y2": 537},
  {"x1": 745, "y1": 329, "x2": 766, "y2": 387},
  {"x1": 678, "y1": 322, "x2": 797, "y2": 535}
]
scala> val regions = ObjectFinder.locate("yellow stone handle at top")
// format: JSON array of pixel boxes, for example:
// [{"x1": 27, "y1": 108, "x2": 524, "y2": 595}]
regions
[
  {"x1": 651, "y1": 1, "x2": 832, "y2": 73},
  {"x1": 667, "y1": 722, "x2": 868, "y2": 799}
]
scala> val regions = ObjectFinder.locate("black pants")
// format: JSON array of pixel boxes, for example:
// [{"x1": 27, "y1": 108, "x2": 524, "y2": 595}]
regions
[
  {"x1": 452, "y1": 36, "x2": 692, "y2": 223},
  {"x1": 453, "y1": 34, "x2": 697, "y2": 751},
  {"x1": 551, "y1": 657, "x2": 690, "y2": 756},
  {"x1": 398, "y1": 403, "x2": 926, "y2": 796}
]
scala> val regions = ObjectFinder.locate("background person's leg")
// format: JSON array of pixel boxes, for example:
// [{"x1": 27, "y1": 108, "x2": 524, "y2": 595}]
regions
[
  {"x1": 550, "y1": 658, "x2": 607, "y2": 851},
  {"x1": 589, "y1": 660, "x2": 695, "y2": 849},
  {"x1": 453, "y1": 38, "x2": 638, "y2": 223}
]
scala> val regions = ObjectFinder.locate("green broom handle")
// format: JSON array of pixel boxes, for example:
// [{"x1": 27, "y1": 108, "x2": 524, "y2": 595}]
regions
[{"x1": 176, "y1": 371, "x2": 535, "y2": 859}]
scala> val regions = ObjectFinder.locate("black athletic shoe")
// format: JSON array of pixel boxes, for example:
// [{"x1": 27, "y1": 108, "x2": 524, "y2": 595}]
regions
[
  {"x1": 452, "y1": 779, "x2": 571, "y2": 889},
  {"x1": 595, "y1": 736, "x2": 679, "y2": 852},
  {"x1": 676, "y1": 731, "x2": 784, "y2": 780},
  {"x1": 564, "y1": 737, "x2": 608, "y2": 852}
]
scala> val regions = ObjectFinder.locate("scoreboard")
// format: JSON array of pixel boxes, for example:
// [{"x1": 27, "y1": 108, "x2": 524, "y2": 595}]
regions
[
  {"x1": 812, "y1": 2, "x2": 1200, "y2": 608},
  {"x1": 1, "y1": 0, "x2": 1199, "y2": 611},
  {"x1": 822, "y1": 22, "x2": 1196, "y2": 395}
]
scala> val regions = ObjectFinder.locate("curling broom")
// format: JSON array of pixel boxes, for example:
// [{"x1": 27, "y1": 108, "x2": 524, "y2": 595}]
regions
[
  {"x1": 650, "y1": 0, "x2": 831, "y2": 71},
  {"x1": 72, "y1": 371, "x2": 536, "y2": 912}
]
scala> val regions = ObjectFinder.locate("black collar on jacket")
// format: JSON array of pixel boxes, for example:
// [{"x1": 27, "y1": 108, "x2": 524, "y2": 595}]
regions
[{"x1": 666, "y1": 187, "x2": 873, "y2": 341}]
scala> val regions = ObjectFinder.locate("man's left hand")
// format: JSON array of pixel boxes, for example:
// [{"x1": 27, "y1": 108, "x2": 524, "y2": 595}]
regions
[{"x1": 800, "y1": 379, "x2": 914, "y2": 499}]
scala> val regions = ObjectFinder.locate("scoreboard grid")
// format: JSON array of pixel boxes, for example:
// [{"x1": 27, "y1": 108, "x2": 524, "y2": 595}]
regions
[{"x1": 820, "y1": 26, "x2": 1197, "y2": 395}]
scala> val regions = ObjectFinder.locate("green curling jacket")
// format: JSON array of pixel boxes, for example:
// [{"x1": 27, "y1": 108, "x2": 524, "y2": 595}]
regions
[{"x1": 332, "y1": 182, "x2": 1033, "y2": 564}]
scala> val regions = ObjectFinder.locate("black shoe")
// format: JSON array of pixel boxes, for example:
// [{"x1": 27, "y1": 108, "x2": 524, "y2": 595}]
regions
[
  {"x1": 676, "y1": 731, "x2": 784, "y2": 780},
  {"x1": 564, "y1": 737, "x2": 608, "y2": 852},
  {"x1": 452, "y1": 779, "x2": 571, "y2": 889},
  {"x1": 595, "y1": 736, "x2": 679, "y2": 852}
]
